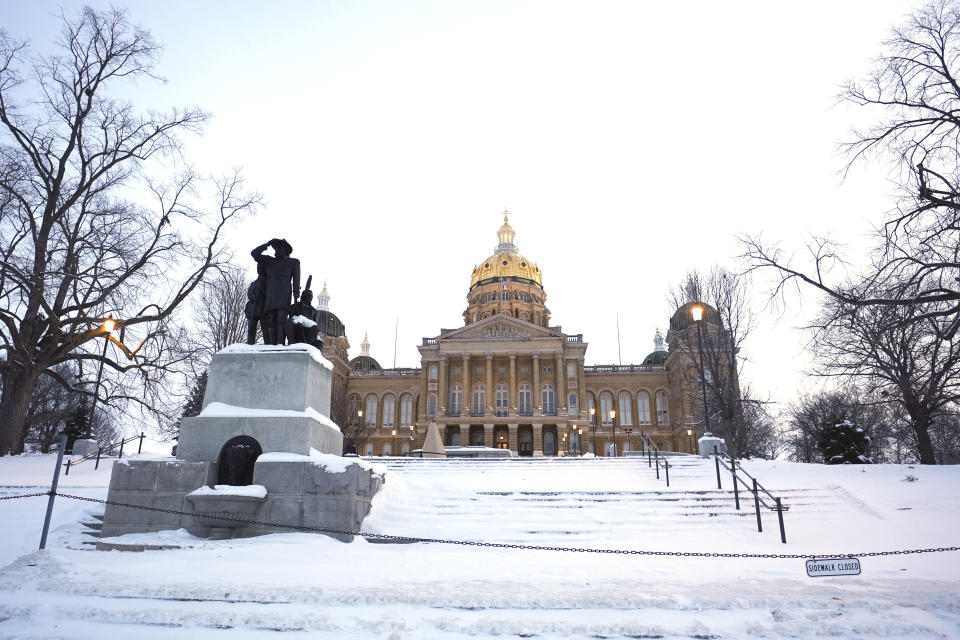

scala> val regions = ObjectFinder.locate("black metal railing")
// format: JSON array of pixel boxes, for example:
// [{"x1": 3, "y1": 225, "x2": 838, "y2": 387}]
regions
[
  {"x1": 63, "y1": 432, "x2": 145, "y2": 475},
  {"x1": 584, "y1": 364, "x2": 666, "y2": 373},
  {"x1": 713, "y1": 446, "x2": 787, "y2": 543},
  {"x1": 638, "y1": 431, "x2": 670, "y2": 487}
]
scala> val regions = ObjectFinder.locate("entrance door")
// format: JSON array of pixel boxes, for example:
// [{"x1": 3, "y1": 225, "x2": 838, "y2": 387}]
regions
[
  {"x1": 518, "y1": 426, "x2": 533, "y2": 457},
  {"x1": 493, "y1": 426, "x2": 509, "y2": 449},
  {"x1": 543, "y1": 429, "x2": 557, "y2": 457},
  {"x1": 469, "y1": 425, "x2": 485, "y2": 446}
]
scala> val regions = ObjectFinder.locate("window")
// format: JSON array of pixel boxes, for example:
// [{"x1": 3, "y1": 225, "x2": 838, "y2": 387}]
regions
[
  {"x1": 543, "y1": 365, "x2": 552, "y2": 373},
  {"x1": 568, "y1": 393, "x2": 578, "y2": 415},
  {"x1": 496, "y1": 384, "x2": 509, "y2": 415},
  {"x1": 364, "y1": 395, "x2": 377, "y2": 426},
  {"x1": 474, "y1": 366, "x2": 485, "y2": 375},
  {"x1": 618, "y1": 391, "x2": 632, "y2": 426},
  {"x1": 656, "y1": 391, "x2": 670, "y2": 425},
  {"x1": 428, "y1": 394, "x2": 437, "y2": 416},
  {"x1": 518, "y1": 383, "x2": 532, "y2": 414},
  {"x1": 501, "y1": 292, "x2": 509, "y2": 301},
  {"x1": 637, "y1": 391, "x2": 651, "y2": 425},
  {"x1": 449, "y1": 385, "x2": 463, "y2": 414},
  {"x1": 600, "y1": 392, "x2": 614, "y2": 425},
  {"x1": 401, "y1": 442, "x2": 410, "y2": 455},
  {"x1": 451, "y1": 367, "x2": 461, "y2": 375},
  {"x1": 348, "y1": 394, "x2": 362, "y2": 425},
  {"x1": 472, "y1": 384, "x2": 485, "y2": 414},
  {"x1": 542, "y1": 383, "x2": 555, "y2": 414},
  {"x1": 364, "y1": 443, "x2": 373, "y2": 456},
  {"x1": 382, "y1": 394, "x2": 395, "y2": 427},
  {"x1": 429, "y1": 365, "x2": 437, "y2": 380},
  {"x1": 382, "y1": 443, "x2": 391, "y2": 456},
  {"x1": 587, "y1": 392, "x2": 597, "y2": 424},
  {"x1": 400, "y1": 394, "x2": 413, "y2": 426},
  {"x1": 567, "y1": 363, "x2": 576, "y2": 379}
]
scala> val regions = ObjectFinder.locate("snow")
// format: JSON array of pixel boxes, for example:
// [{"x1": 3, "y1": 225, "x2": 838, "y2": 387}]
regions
[
  {"x1": 187, "y1": 484, "x2": 267, "y2": 498},
  {"x1": 200, "y1": 402, "x2": 341, "y2": 434},
  {"x1": 217, "y1": 342, "x2": 332, "y2": 369},
  {"x1": 291, "y1": 314, "x2": 317, "y2": 328},
  {"x1": 258, "y1": 449, "x2": 385, "y2": 475},
  {"x1": 1, "y1": 453, "x2": 959, "y2": 638}
]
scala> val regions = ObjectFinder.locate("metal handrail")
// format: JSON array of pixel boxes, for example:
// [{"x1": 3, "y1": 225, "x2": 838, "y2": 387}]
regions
[
  {"x1": 712, "y1": 446, "x2": 787, "y2": 543},
  {"x1": 637, "y1": 431, "x2": 670, "y2": 487},
  {"x1": 63, "y1": 432, "x2": 145, "y2": 475}
]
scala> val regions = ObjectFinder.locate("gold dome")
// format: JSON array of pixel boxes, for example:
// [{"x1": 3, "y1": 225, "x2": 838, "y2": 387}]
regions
[{"x1": 469, "y1": 212, "x2": 543, "y2": 290}]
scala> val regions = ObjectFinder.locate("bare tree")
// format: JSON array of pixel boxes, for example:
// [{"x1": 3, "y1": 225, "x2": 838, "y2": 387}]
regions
[
  {"x1": 0, "y1": 8, "x2": 260, "y2": 454},
  {"x1": 743, "y1": 1, "x2": 960, "y2": 339},
  {"x1": 190, "y1": 266, "x2": 249, "y2": 367},
  {"x1": 811, "y1": 294, "x2": 960, "y2": 464},
  {"x1": 668, "y1": 267, "x2": 764, "y2": 457}
]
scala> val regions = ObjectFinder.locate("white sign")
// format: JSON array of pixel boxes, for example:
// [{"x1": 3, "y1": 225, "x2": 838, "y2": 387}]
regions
[{"x1": 805, "y1": 557, "x2": 861, "y2": 577}]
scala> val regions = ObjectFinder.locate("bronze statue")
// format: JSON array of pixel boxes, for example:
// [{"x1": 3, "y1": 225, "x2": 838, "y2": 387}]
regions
[
  {"x1": 290, "y1": 275, "x2": 323, "y2": 349},
  {"x1": 251, "y1": 238, "x2": 300, "y2": 345}
]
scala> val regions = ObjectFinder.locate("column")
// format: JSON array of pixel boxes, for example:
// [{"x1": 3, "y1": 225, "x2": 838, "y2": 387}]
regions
[
  {"x1": 459, "y1": 424, "x2": 469, "y2": 446},
  {"x1": 532, "y1": 351, "x2": 541, "y2": 415},
  {"x1": 420, "y1": 359, "x2": 430, "y2": 418},
  {"x1": 484, "y1": 423, "x2": 493, "y2": 448},
  {"x1": 555, "y1": 351, "x2": 564, "y2": 412},
  {"x1": 485, "y1": 353, "x2": 494, "y2": 415},
  {"x1": 509, "y1": 352, "x2": 517, "y2": 413},
  {"x1": 508, "y1": 423, "x2": 518, "y2": 452},
  {"x1": 438, "y1": 354, "x2": 447, "y2": 414},
  {"x1": 576, "y1": 357, "x2": 586, "y2": 419},
  {"x1": 462, "y1": 354, "x2": 471, "y2": 415},
  {"x1": 533, "y1": 423, "x2": 543, "y2": 456}
]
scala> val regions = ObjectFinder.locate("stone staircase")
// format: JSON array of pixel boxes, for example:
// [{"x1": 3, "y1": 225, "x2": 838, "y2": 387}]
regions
[{"x1": 80, "y1": 512, "x2": 104, "y2": 546}]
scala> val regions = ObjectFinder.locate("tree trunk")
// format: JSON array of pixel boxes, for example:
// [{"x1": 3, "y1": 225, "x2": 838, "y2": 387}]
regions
[
  {"x1": 0, "y1": 370, "x2": 38, "y2": 455},
  {"x1": 911, "y1": 413, "x2": 938, "y2": 465}
]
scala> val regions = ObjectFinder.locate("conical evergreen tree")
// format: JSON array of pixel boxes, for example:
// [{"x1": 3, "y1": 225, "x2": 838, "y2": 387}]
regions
[{"x1": 182, "y1": 371, "x2": 208, "y2": 419}]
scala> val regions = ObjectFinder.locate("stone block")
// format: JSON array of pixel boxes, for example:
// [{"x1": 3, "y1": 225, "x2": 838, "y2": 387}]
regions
[
  {"x1": 177, "y1": 415, "x2": 343, "y2": 463},
  {"x1": 303, "y1": 462, "x2": 360, "y2": 495},
  {"x1": 70, "y1": 438, "x2": 98, "y2": 457},
  {"x1": 156, "y1": 461, "x2": 213, "y2": 492},
  {"x1": 103, "y1": 493, "x2": 186, "y2": 527},
  {"x1": 253, "y1": 460, "x2": 306, "y2": 494},
  {"x1": 108, "y1": 460, "x2": 160, "y2": 492},
  {"x1": 203, "y1": 348, "x2": 331, "y2": 415},
  {"x1": 266, "y1": 496, "x2": 305, "y2": 528}
]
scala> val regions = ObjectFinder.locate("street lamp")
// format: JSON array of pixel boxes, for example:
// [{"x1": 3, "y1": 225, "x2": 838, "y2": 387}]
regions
[
  {"x1": 589, "y1": 407, "x2": 596, "y2": 454},
  {"x1": 391, "y1": 429, "x2": 397, "y2": 456},
  {"x1": 691, "y1": 304, "x2": 712, "y2": 439},
  {"x1": 609, "y1": 409, "x2": 617, "y2": 457},
  {"x1": 87, "y1": 317, "x2": 117, "y2": 440}
]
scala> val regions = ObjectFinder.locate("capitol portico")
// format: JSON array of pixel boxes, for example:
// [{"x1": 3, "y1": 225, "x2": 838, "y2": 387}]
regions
[{"x1": 317, "y1": 214, "x2": 728, "y2": 457}]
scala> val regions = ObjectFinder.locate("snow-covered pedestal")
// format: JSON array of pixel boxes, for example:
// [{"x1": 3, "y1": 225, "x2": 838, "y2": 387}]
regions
[
  {"x1": 698, "y1": 434, "x2": 726, "y2": 458},
  {"x1": 100, "y1": 344, "x2": 381, "y2": 544}
]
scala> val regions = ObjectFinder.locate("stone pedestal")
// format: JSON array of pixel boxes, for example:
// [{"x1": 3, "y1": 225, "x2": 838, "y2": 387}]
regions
[
  {"x1": 698, "y1": 434, "x2": 726, "y2": 458},
  {"x1": 70, "y1": 438, "x2": 98, "y2": 457}
]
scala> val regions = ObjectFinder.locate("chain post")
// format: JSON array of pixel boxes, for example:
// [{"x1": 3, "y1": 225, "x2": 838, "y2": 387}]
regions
[
  {"x1": 64, "y1": 458, "x2": 71, "y2": 476},
  {"x1": 39, "y1": 435, "x2": 68, "y2": 550},
  {"x1": 753, "y1": 478, "x2": 762, "y2": 532},
  {"x1": 776, "y1": 497, "x2": 786, "y2": 543},
  {"x1": 714, "y1": 445, "x2": 721, "y2": 489},
  {"x1": 138, "y1": 432, "x2": 144, "y2": 454},
  {"x1": 95, "y1": 447, "x2": 102, "y2": 470},
  {"x1": 118, "y1": 438, "x2": 125, "y2": 459},
  {"x1": 731, "y1": 457, "x2": 740, "y2": 510}
]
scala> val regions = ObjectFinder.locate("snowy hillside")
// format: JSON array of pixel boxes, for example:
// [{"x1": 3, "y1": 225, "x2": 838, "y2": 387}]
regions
[{"x1": 1, "y1": 453, "x2": 958, "y2": 639}]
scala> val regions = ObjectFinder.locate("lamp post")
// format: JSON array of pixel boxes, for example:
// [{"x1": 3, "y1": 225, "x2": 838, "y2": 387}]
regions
[
  {"x1": 691, "y1": 304, "x2": 712, "y2": 438},
  {"x1": 609, "y1": 409, "x2": 617, "y2": 457},
  {"x1": 86, "y1": 318, "x2": 116, "y2": 440},
  {"x1": 391, "y1": 429, "x2": 397, "y2": 456},
  {"x1": 355, "y1": 410, "x2": 363, "y2": 454},
  {"x1": 589, "y1": 407, "x2": 596, "y2": 454}
]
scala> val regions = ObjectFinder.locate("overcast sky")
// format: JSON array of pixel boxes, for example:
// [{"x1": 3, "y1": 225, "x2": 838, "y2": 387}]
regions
[{"x1": 2, "y1": 1, "x2": 922, "y2": 411}]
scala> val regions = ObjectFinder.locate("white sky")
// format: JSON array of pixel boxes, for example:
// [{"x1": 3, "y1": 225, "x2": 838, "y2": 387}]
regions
[{"x1": 2, "y1": 1, "x2": 921, "y2": 412}]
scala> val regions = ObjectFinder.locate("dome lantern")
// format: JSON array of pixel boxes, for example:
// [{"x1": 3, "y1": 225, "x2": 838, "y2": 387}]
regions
[{"x1": 495, "y1": 210, "x2": 518, "y2": 254}]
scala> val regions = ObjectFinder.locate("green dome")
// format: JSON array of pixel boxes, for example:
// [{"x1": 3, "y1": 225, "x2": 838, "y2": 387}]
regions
[
  {"x1": 349, "y1": 355, "x2": 382, "y2": 371},
  {"x1": 642, "y1": 350, "x2": 669, "y2": 366}
]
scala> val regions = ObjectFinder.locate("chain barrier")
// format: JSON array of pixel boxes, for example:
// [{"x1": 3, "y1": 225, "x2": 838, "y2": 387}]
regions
[
  {"x1": 19, "y1": 491, "x2": 950, "y2": 560},
  {"x1": 0, "y1": 492, "x2": 50, "y2": 501}
]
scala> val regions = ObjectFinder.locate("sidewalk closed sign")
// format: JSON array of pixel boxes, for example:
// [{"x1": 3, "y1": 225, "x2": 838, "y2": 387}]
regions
[{"x1": 805, "y1": 557, "x2": 861, "y2": 577}]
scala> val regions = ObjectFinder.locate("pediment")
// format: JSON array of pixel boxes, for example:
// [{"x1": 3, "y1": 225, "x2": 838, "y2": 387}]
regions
[{"x1": 437, "y1": 315, "x2": 561, "y2": 342}]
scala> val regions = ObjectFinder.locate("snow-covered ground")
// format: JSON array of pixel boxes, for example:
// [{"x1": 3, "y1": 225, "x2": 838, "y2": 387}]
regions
[{"x1": 1, "y1": 453, "x2": 958, "y2": 639}]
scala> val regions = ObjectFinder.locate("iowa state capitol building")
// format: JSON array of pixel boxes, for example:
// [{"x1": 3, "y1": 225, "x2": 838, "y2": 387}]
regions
[{"x1": 315, "y1": 214, "x2": 726, "y2": 457}]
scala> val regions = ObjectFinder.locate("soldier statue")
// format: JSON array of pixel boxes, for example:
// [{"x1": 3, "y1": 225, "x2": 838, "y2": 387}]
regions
[
  {"x1": 290, "y1": 275, "x2": 323, "y2": 349},
  {"x1": 250, "y1": 238, "x2": 300, "y2": 345}
]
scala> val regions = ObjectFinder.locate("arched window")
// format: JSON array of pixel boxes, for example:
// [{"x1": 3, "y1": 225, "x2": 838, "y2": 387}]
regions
[
  {"x1": 656, "y1": 391, "x2": 670, "y2": 425},
  {"x1": 542, "y1": 383, "x2": 555, "y2": 415},
  {"x1": 495, "y1": 384, "x2": 508, "y2": 415},
  {"x1": 364, "y1": 443, "x2": 373, "y2": 456},
  {"x1": 427, "y1": 393, "x2": 437, "y2": 416},
  {"x1": 382, "y1": 443, "x2": 391, "y2": 456},
  {"x1": 501, "y1": 291, "x2": 509, "y2": 301},
  {"x1": 400, "y1": 394, "x2": 413, "y2": 426},
  {"x1": 600, "y1": 392, "x2": 614, "y2": 425},
  {"x1": 472, "y1": 383, "x2": 485, "y2": 415},
  {"x1": 637, "y1": 391, "x2": 651, "y2": 425},
  {"x1": 364, "y1": 395, "x2": 377, "y2": 426},
  {"x1": 449, "y1": 385, "x2": 463, "y2": 414},
  {"x1": 347, "y1": 394, "x2": 362, "y2": 425},
  {"x1": 518, "y1": 383, "x2": 532, "y2": 415},
  {"x1": 568, "y1": 393, "x2": 578, "y2": 415},
  {"x1": 401, "y1": 442, "x2": 410, "y2": 455},
  {"x1": 618, "y1": 391, "x2": 633, "y2": 426},
  {"x1": 382, "y1": 394, "x2": 395, "y2": 427},
  {"x1": 587, "y1": 392, "x2": 597, "y2": 424}
]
